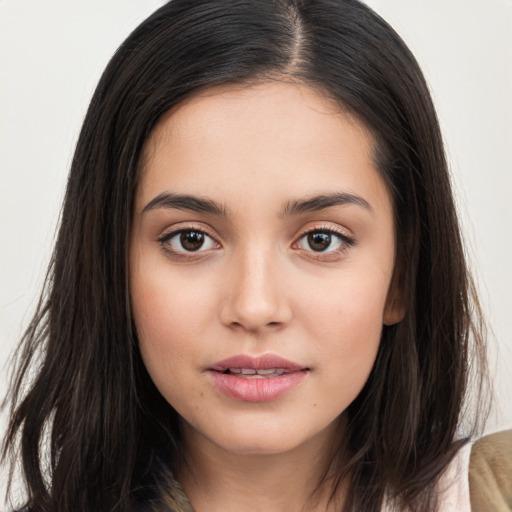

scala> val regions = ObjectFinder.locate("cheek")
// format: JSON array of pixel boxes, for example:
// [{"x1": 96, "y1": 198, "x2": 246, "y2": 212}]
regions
[
  {"x1": 130, "y1": 258, "x2": 214, "y2": 391},
  {"x1": 134, "y1": 284, "x2": 207, "y2": 345},
  {"x1": 131, "y1": 246, "x2": 215, "y2": 335},
  {"x1": 299, "y1": 265, "x2": 389, "y2": 341},
  {"x1": 297, "y1": 267, "x2": 389, "y2": 394}
]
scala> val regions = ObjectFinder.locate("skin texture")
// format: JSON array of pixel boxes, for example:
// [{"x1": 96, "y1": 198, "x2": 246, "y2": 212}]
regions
[{"x1": 130, "y1": 82, "x2": 402, "y2": 511}]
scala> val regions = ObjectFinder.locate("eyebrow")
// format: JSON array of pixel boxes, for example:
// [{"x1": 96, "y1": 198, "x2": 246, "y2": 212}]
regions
[
  {"x1": 280, "y1": 192, "x2": 373, "y2": 217},
  {"x1": 142, "y1": 193, "x2": 227, "y2": 216},
  {"x1": 142, "y1": 191, "x2": 372, "y2": 217}
]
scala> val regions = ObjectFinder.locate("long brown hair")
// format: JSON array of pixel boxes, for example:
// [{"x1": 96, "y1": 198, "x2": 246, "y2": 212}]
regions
[{"x1": 2, "y1": 1, "x2": 489, "y2": 511}]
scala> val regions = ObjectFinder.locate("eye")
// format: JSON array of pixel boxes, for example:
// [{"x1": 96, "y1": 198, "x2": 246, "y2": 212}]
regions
[
  {"x1": 158, "y1": 228, "x2": 219, "y2": 254},
  {"x1": 295, "y1": 229, "x2": 354, "y2": 254}
]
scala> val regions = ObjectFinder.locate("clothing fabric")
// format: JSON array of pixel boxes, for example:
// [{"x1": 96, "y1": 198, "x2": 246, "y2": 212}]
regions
[
  {"x1": 9, "y1": 430, "x2": 512, "y2": 511},
  {"x1": 165, "y1": 430, "x2": 512, "y2": 512},
  {"x1": 469, "y1": 429, "x2": 512, "y2": 511},
  {"x1": 433, "y1": 441, "x2": 473, "y2": 512},
  {"x1": 380, "y1": 442, "x2": 473, "y2": 512}
]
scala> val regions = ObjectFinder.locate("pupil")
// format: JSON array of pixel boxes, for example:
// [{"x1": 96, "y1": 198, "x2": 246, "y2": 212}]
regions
[
  {"x1": 308, "y1": 232, "x2": 331, "y2": 251},
  {"x1": 180, "y1": 231, "x2": 204, "y2": 251}
]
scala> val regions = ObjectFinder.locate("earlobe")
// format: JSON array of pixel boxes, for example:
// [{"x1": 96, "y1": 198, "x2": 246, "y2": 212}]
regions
[
  {"x1": 383, "y1": 295, "x2": 406, "y2": 326},
  {"x1": 383, "y1": 269, "x2": 407, "y2": 326}
]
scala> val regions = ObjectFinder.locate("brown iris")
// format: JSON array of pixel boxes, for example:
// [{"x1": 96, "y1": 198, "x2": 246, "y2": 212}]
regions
[
  {"x1": 307, "y1": 232, "x2": 331, "y2": 251},
  {"x1": 180, "y1": 230, "x2": 205, "y2": 251}
]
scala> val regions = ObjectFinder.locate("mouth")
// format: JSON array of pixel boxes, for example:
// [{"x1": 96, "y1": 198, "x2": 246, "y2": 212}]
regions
[
  {"x1": 210, "y1": 353, "x2": 308, "y2": 375},
  {"x1": 208, "y1": 354, "x2": 309, "y2": 402},
  {"x1": 219, "y1": 368, "x2": 292, "y2": 378}
]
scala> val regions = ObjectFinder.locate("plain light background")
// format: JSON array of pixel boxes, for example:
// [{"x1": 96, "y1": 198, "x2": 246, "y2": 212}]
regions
[{"x1": 1, "y1": 0, "x2": 511, "y2": 498}]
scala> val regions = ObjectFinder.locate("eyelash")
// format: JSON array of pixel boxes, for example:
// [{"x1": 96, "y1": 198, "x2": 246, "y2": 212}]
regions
[
  {"x1": 156, "y1": 224, "x2": 355, "y2": 261},
  {"x1": 294, "y1": 226, "x2": 355, "y2": 260},
  {"x1": 157, "y1": 224, "x2": 220, "y2": 261}
]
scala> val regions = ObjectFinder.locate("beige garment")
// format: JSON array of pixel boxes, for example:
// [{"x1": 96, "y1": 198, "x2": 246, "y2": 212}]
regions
[
  {"x1": 469, "y1": 429, "x2": 512, "y2": 512},
  {"x1": 157, "y1": 430, "x2": 512, "y2": 512}
]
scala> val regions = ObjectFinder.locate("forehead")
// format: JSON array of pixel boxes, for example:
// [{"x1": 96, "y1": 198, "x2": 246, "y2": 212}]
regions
[
  {"x1": 148, "y1": 80, "x2": 349, "y2": 138},
  {"x1": 136, "y1": 81, "x2": 389, "y2": 216},
  {"x1": 141, "y1": 81, "x2": 373, "y2": 167}
]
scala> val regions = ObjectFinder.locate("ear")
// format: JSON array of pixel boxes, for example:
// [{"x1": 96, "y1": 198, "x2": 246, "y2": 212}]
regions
[{"x1": 383, "y1": 267, "x2": 407, "y2": 326}]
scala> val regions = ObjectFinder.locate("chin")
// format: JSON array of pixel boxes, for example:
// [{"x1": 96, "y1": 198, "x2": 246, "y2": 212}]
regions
[
  {"x1": 213, "y1": 432, "x2": 306, "y2": 456},
  {"x1": 183, "y1": 411, "x2": 339, "y2": 458}
]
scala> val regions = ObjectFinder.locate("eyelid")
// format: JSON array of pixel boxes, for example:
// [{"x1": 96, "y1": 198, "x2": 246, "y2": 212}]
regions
[
  {"x1": 292, "y1": 223, "x2": 355, "y2": 259},
  {"x1": 157, "y1": 222, "x2": 219, "y2": 241},
  {"x1": 293, "y1": 222, "x2": 354, "y2": 242},
  {"x1": 156, "y1": 222, "x2": 222, "y2": 259}
]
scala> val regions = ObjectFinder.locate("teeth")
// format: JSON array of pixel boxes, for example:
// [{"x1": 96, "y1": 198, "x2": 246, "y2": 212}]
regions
[
  {"x1": 227, "y1": 368, "x2": 287, "y2": 377},
  {"x1": 256, "y1": 368, "x2": 286, "y2": 375}
]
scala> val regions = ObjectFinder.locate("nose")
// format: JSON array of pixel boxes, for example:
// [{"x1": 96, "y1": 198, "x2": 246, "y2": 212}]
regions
[{"x1": 219, "y1": 246, "x2": 293, "y2": 333}]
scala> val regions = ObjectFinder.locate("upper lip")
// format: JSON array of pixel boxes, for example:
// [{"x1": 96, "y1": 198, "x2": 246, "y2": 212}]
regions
[{"x1": 210, "y1": 354, "x2": 307, "y2": 372}]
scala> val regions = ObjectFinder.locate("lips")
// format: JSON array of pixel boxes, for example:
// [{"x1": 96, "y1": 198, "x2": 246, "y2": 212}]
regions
[
  {"x1": 223, "y1": 368, "x2": 287, "y2": 378},
  {"x1": 208, "y1": 354, "x2": 309, "y2": 402}
]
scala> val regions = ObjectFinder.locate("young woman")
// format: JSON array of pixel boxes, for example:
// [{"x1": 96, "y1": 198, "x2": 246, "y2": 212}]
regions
[{"x1": 2, "y1": 1, "x2": 493, "y2": 511}]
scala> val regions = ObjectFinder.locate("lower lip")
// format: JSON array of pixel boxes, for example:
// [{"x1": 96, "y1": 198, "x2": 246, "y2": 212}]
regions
[{"x1": 208, "y1": 370, "x2": 308, "y2": 402}]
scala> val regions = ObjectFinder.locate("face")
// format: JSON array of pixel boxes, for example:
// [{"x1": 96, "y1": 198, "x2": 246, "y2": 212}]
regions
[{"x1": 130, "y1": 82, "x2": 401, "y2": 458}]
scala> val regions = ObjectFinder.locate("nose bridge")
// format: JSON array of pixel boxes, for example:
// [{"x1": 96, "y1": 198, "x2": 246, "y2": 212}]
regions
[{"x1": 220, "y1": 240, "x2": 291, "y2": 331}]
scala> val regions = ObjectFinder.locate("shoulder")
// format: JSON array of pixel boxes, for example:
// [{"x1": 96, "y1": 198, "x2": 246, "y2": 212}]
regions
[{"x1": 469, "y1": 429, "x2": 512, "y2": 511}]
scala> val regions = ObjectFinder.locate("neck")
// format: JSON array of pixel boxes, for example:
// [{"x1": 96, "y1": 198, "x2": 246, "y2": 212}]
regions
[{"x1": 177, "y1": 420, "x2": 347, "y2": 512}]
